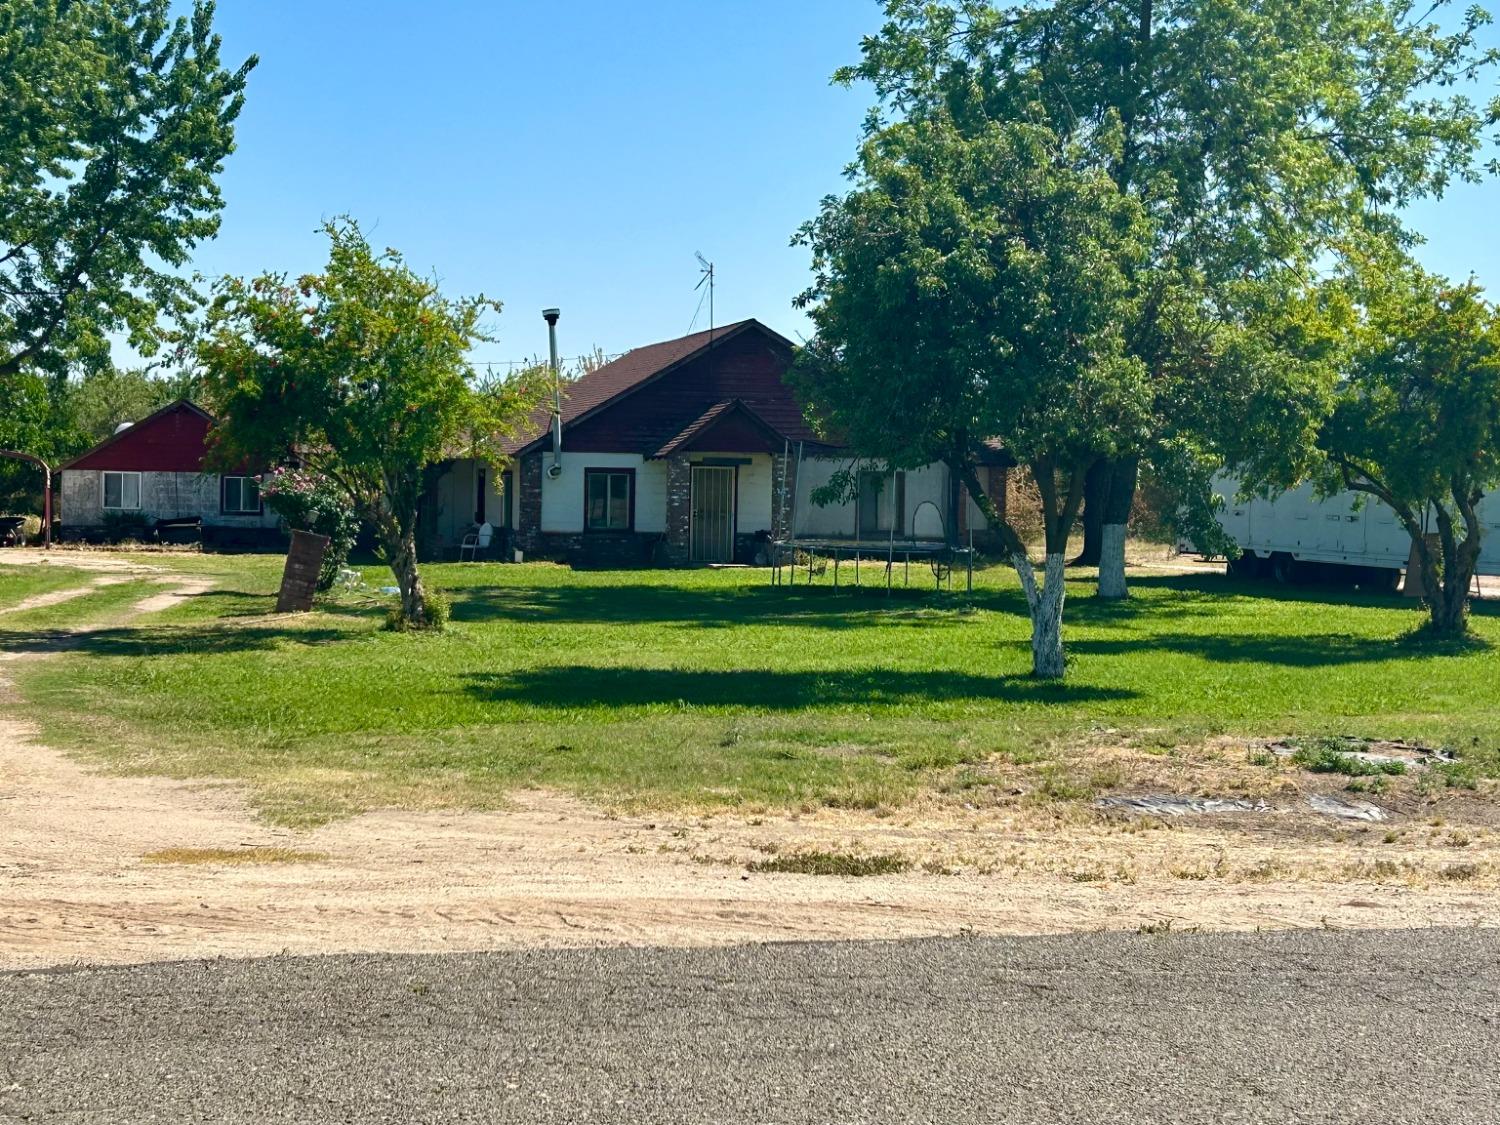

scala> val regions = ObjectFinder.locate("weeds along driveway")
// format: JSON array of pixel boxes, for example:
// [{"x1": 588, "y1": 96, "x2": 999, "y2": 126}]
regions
[{"x1": 2, "y1": 554, "x2": 1500, "y2": 968}]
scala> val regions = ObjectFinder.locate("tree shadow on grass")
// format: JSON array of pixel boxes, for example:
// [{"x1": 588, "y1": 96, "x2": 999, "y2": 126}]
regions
[
  {"x1": 0, "y1": 624, "x2": 353, "y2": 659},
  {"x1": 462, "y1": 665, "x2": 1134, "y2": 711},
  {"x1": 1069, "y1": 629, "x2": 1489, "y2": 667},
  {"x1": 445, "y1": 583, "x2": 989, "y2": 631},
  {"x1": 1125, "y1": 572, "x2": 1500, "y2": 618}
]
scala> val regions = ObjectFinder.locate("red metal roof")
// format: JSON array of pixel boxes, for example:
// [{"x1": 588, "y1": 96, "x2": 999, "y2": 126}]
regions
[{"x1": 61, "y1": 401, "x2": 218, "y2": 473}]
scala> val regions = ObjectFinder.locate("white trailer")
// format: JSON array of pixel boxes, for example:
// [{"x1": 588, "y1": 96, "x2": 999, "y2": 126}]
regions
[{"x1": 1194, "y1": 478, "x2": 1500, "y2": 588}]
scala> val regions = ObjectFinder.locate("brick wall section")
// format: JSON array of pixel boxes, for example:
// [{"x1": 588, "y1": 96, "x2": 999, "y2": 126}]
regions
[
  {"x1": 958, "y1": 465, "x2": 1013, "y2": 552},
  {"x1": 663, "y1": 455, "x2": 692, "y2": 564},
  {"x1": 516, "y1": 452, "x2": 543, "y2": 553},
  {"x1": 537, "y1": 531, "x2": 655, "y2": 567},
  {"x1": 987, "y1": 467, "x2": 1009, "y2": 525},
  {"x1": 967, "y1": 465, "x2": 1011, "y2": 552}
]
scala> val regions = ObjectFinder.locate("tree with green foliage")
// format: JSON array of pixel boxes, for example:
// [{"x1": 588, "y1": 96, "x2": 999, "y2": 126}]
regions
[
  {"x1": 198, "y1": 221, "x2": 544, "y2": 629},
  {"x1": 0, "y1": 0, "x2": 254, "y2": 379},
  {"x1": 0, "y1": 365, "x2": 199, "y2": 511},
  {"x1": 1316, "y1": 261, "x2": 1500, "y2": 637},
  {"x1": 0, "y1": 372, "x2": 77, "y2": 513},
  {"x1": 796, "y1": 114, "x2": 1154, "y2": 677},
  {"x1": 66, "y1": 366, "x2": 196, "y2": 443},
  {"x1": 841, "y1": 0, "x2": 1500, "y2": 598}
]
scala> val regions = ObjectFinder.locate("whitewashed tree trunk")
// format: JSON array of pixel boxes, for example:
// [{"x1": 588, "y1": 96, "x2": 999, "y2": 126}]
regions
[
  {"x1": 1012, "y1": 551, "x2": 1067, "y2": 678},
  {"x1": 1096, "y1": 456, "x2": 1137, "y2": 601},
  {"x1": 1097, "y1": 522, "x2": 1128, "y2": 599}
]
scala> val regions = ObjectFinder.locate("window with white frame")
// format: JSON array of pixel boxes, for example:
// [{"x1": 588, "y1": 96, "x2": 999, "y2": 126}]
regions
[
  {"x1": 102, "y1": 471, "x2": 142, "y2": 511},
  {"x1": 221, "y1": 476, "x2": 261, "y2": 514}
]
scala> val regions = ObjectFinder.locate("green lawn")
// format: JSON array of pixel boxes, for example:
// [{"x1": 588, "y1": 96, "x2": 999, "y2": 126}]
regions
[
  {"x1": 3, "y1": 553, "x2": 1497, "y2": 824},
  {"x1": 0, "y1": 563, "x2": 98, "y2": 609}
]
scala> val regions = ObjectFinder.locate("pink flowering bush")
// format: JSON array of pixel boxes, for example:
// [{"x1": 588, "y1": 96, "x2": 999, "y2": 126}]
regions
[{"x1": 261, "y1": 467, "x2": 360, "y2": 590}]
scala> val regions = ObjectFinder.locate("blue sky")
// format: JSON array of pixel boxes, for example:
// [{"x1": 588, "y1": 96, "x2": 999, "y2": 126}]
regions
[{"x1": 192, "y1": 1, "x2": 1498, "y2": 370}]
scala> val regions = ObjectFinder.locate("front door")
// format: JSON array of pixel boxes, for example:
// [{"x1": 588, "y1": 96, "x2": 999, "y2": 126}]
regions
[{"x1": 690, "y1": 466, "x2": 736, "y2": 562}]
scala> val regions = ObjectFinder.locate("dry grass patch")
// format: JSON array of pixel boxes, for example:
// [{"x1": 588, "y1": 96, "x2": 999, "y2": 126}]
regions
[
  {"x1": 746, "y1": 850, "x2": 910, "y2": 877},
  {"x1": 142, "y1": 847, "x2": 328, "y2": 866}
]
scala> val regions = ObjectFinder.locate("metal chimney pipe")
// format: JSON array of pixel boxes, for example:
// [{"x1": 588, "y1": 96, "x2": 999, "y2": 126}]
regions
[{"x1": 543, "y1": 308, "x2": 562, "y2": 474}]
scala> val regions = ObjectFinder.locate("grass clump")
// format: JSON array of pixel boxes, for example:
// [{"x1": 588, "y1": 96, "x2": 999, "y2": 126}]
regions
[
  {"x1": 384, "y1": 589, "x2": 452, "y2": 632},
  {"x1": 1291, "y1": 741, "x2": 1407, "y2": 777},
  {"x1": 746, "y1": 850, "x2": 910, "y2": 877},
  {"x1": 142, "y1": 847, "x2": 327, "y2": 866},
  {"x1": 1440, "y1": 862, "x2": 1482, "y2": 882}
]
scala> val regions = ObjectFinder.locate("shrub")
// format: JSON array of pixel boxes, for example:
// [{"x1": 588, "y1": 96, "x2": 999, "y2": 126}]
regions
[
  {"x1": 260, "y1": 468, "x2": 360, "y2": 590},
  {"x1": 101, "y1": 510, "x2": 150, "y2": 543},
  {"x1": 383, "y1": 589, "x2": 451, "y2": 633}
]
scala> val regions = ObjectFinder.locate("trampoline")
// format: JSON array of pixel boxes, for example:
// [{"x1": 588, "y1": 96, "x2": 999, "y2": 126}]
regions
[
  {"x1": 770, "y1": 535, "x2": 974, "y2": 592},
  {"x1": 770, "y1": 442, "x2": 975, "y2": 593}
]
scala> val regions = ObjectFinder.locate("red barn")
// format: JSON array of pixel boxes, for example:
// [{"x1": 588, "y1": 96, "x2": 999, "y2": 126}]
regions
[{"x1": 59, "y1": 401, "x2": 281, "y2": 543}]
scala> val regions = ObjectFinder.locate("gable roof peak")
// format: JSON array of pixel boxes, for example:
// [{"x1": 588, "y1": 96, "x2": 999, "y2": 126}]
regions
[{"x1": 504, "y1": 318, "x2": 796, "y2": 456}]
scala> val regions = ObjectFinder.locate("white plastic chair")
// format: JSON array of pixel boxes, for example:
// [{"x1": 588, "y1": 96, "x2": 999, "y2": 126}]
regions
[{"x1": 459, "y1": 522, "x2": 493, "y2": 561}]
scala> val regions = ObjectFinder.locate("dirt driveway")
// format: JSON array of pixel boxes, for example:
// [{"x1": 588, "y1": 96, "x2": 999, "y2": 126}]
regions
[{"x1": 3, "y1": 562, "x2": 1499, "y2": 970}]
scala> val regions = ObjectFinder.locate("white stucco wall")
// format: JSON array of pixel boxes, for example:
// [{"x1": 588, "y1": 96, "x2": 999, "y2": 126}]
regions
[
  {"x1": 540, "y1": 452, "x2": 666, "y2": 534},
  {"x1": 60, "y1": 470, "x2": 280, "y2": 530},
  {"x1": 525, "y1": 451, "x2": 980, "y2": 543},
  {"x1": 636, "y1": 461, "x2": 668, "y2": 534},
  {"x1": 792, "y1": 458, "x2": 967, "y2": 540},
  {"x1": 733, "y1": 454, "x2": 774, "y2": 533},
  {"x1": 431, "y1": 460, "x2": 510, "y2": 546},
  {"x1": 432, "y1": 459, "x2": 475, "y2": 547}
]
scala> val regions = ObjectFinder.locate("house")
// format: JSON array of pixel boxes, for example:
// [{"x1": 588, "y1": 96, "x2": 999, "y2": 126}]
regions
[
  {"x1": 58, "y1": 400, "x2": 281, "y2": 544},
  {"x1": 423, "y1": 319, "x2": 1011, "y2": 565}
]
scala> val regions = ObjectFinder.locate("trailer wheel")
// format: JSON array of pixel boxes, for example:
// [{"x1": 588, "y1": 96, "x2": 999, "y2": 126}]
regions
[
  {"x1": 1363, "y1": 567, "x2": 1401, "y2": 595},
  {"x1": 1269, "y1": 552, "x2": 1300, "y2": 584}
]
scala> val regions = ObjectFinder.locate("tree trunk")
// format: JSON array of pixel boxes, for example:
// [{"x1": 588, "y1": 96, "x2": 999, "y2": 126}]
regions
[
  {"x1": 1013, "y1": 551, "x2": 1068, "y2": 679},
  {"x1": 1097, "y1": 456, "x2": 1138, "y2": 600},
  {"x1": 1428, "y1": 503, "x2": 1480, "y2": 636},
  {"x1": 1098, "y1": 523, "x2": 1128, "y2": 599},
  {"x1": 1071, "y1": 460, "x2": 1111, "y2": 567},
  {"x1": 1429, "y1": 576, "x2": 1471, "y2": 635},
  {"x1": 1411, "y1": 521, "x2": 1476, "y2": 638},
  {"x1": 390, "y1": 530, "x2": 428, "y2": 627}
]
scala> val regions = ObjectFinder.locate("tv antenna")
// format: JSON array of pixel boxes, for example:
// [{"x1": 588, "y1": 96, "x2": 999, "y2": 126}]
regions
[{"x1": 694, "y1": 251, "x2": 714, "y2": 342}]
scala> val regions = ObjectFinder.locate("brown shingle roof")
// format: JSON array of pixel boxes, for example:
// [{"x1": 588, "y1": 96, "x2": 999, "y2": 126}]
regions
[
  {"x1": 651, "y1": 399, "x2": 785, "y2": 459},
  {"x1": 504, "y1": 320, "x2": 758, "y2": 456}
]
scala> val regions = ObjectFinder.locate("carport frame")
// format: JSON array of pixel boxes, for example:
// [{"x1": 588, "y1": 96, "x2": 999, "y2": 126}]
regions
[{"x1": 0, "y1": 450, "x2": 51, "y2": 549}]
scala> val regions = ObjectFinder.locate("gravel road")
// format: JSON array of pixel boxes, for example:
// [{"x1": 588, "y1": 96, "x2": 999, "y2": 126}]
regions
[{"x1": 2, "y1": 928, "x2": 1496, "y2": 1123}]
